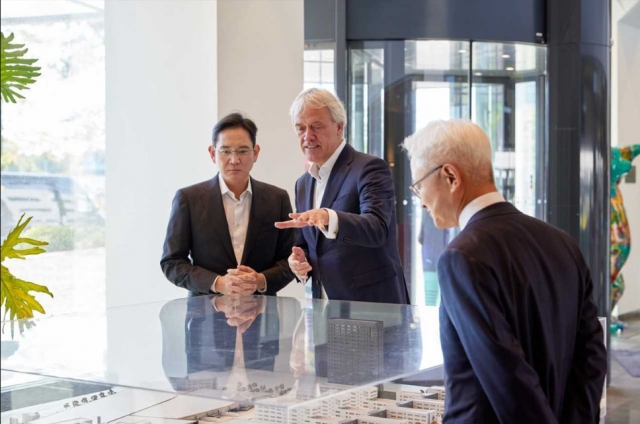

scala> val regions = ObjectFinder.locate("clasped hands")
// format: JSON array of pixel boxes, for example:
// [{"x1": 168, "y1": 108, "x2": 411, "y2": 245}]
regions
[{"x1": 216, "y1": 265, "x2": 265, "y2": 295}]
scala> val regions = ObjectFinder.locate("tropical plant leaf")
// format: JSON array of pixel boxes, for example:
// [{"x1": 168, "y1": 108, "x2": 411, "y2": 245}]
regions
[
  {"x1": 1, "y1": 214, "x2": 53, "y2": 324},
  {"x1": 1, "y1": 32, "x2": 41, "y2": 103}
]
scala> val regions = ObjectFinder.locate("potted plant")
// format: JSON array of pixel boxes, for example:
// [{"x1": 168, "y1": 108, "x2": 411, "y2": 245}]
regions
[{"x1": 1, "y1": 32, "x2": 53, "y2": 328}]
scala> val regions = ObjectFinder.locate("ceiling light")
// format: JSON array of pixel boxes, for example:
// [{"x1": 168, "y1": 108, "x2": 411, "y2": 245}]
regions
[
  {"x1": 458, "y1": 49, "x2": 467, "y2": 53},
  {"x1": 502, "y1": 54, "x2": 510, "y2": 58},
  {"x1": 474, "y1": 72, "x2": 483, "y2": 76},
  {"x1": 506, "y1": 66, "x2": 514, "y2": 71}
]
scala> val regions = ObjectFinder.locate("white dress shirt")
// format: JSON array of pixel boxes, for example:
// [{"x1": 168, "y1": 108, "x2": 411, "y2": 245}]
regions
[
  {"x1": 307, "y1": 140, "x2": 347, "y2": 299},
  {"x1": 458, "y1": 191, "x2": 506, "y2": 231},
  {"x1": 220, "y1": 177, "x2": 252, "y2": 264},
  {"x1": 308, "y1": 140, "x2": 347, "y2": 239},
  {"x1": 212, "y1": 177, "x2": 266, "y2": 293}
]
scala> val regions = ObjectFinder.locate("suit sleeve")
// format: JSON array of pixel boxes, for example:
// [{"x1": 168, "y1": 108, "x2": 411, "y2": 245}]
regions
[
  {"x1": 561, "y1": 264, "x2": 607, "y2": 423},
  {"x1": 437, "y1": 248, "x2": 558, "y2": 423},
  {"x1": 261, "y1": 191, "x2": 296, "y2": 295},
  {"x1": 334, "y1": 158, "x2": 394, "y2": 248},
  {"x1": 160, "y1": 189, "x2": 219, "y2": 294}
]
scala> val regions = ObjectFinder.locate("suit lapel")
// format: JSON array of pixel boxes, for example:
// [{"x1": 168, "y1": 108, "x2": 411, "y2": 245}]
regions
[
  {"x1": 300, "y1": 173, "x2": 318, "y2": 246},
  {"x1": 241, "y1": 178, "x2": 265, "y2": 264},
  {"x1": 303, "y1": 173, "x2": 315, "y2": 211},
  {"x1": 202, "y1": 175, "x2": 237, "y2": 265},
  {"x1": 320, "y1": 144, "x2": 354, "y2": 209}
]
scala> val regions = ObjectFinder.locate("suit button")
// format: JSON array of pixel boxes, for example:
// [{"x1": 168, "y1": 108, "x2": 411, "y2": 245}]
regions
[{"x1": 344, "y1": 237, "x2": 353, "y2": 244}]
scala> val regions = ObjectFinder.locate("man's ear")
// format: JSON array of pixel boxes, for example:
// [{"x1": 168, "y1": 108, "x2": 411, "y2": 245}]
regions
[
  {"x1": 337, "y1": 122, "x2": 344, "y2": 137},
  {"x1": 442, "y1": 164, "x2": 461, "y2": 193},
  {"x1": 208, "y1": 145, "x2": 217, "y2": 164},
  {"x1": 253, "y1": 144, "x2": 261, "y2": 163}
]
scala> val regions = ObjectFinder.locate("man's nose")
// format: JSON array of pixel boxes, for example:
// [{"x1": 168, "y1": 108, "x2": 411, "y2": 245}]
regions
[
  {"x1": 304, "y1": 130, "x2": 315, "y2": 142},
  {"x1": 229, "y1": 153, "x2": 241, "y2": 163}
]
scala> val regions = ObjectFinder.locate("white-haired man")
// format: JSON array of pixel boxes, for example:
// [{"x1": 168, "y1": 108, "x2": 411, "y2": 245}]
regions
[
  {"x1": 403, "y1": 119, "x2": 606, "y2": 423},
  {"x1": 275, "y1": 88, "x2": 408, "y2": 304}
]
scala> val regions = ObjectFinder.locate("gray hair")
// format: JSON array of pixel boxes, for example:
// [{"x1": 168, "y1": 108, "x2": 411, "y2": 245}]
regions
[
  {"x1": 290, "y1": 88, "x2": 347, "y2": 126},
  {"x1": 402, "y1": 119, "x2": 494, "y2": 184}
]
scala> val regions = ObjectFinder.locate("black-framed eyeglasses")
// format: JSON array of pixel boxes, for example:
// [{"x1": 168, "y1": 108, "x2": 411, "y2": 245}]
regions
[
  {"x1": 409, "y1": 165, "x2": 443, "y2": 197},
  {"x1": 216, "y1": 148, "x2": 254, "y2": 157}
]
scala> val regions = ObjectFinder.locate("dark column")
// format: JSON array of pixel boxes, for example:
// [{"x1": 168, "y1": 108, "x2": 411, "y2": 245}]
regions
[{"x1": 546, "y1": 0, "x2": 610, "y2": 360}]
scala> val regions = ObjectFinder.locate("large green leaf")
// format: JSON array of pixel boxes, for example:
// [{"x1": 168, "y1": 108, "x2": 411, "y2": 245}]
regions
[
  {"x1": 0, "y1": 32, "x2": 41, "y2": 103},
  {"x1": 1, "y1": 214, "x2": 53, "y2": 323}
]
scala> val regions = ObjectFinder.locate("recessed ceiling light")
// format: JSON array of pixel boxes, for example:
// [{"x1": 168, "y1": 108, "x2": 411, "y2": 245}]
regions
[
  {"x1": 474, "y1": 72, "x2": 483, "y2": 76},
  {"x1": 502, "y1": 54, "x2": 511, "y2": 58},
  {"x1": 458, "y1": 49, "x2": 467, "y2": 53},
  {"x1": 506, "y1": 66, "x2": 514, "y2": 71}
]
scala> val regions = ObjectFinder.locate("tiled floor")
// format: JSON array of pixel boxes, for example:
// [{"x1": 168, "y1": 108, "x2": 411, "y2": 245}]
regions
[{"x1": 607, "y1": 317, "x2": 640, "y2": 424}]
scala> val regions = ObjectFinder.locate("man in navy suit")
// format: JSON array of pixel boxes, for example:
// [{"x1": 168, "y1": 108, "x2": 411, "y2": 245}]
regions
[
  {"x1": 161, "y1": 113, "x2": 294, "y2": 296},
  {"x1": 275, "y1": 88, "x2": 408, "y2": 304},
  {"x1": 403, "y1": 119, "x2": 606, "y2": 423}
]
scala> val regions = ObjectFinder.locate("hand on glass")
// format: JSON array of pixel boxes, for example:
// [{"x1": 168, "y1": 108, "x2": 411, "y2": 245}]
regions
[
  {"x1": 287, "y1": 246, "x2": 312, "y2": 281},
  {"x1": 213, "y1": 295, "x2": 265, "y2": 334},
  {"x1": 275, "y1": 209, "x2": 329, "y2": 231}
]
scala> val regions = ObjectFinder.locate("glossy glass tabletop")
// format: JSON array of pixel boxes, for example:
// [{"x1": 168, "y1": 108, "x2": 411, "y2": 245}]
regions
[{"x1": 1, "y1": 295, "x2": 443, "y2": 409}]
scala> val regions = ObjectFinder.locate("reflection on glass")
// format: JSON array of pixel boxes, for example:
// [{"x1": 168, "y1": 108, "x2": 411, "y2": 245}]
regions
[
  {"x1": 348, "y1": 40, "x2": 546, "y2": 306},
  {"x1": 349, "y1": 46, "x2": 384, "y2": 157},
  {"x1": 2, "y1": 295, "x2": 440, "y2": 411},
  {"x1": 472, "y1": 42, "x2": 546, "y2": 217},
  {"x1": 406, "y1": 41, "x2": 469, "y2": 307}
]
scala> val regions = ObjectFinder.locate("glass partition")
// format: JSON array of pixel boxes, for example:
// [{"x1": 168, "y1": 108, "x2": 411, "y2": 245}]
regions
[
  {"x1": 0, "y1": 0, "x2": 106, "y2": 319},
  {"x1": 304, "y1": 42, "x2": 336, "y2": 94},
  {"x1": 348, "y1": 40, "x2": 546, "y2": 305}
]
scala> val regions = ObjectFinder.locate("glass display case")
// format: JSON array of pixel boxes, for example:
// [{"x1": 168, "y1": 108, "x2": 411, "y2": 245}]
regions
[{"x1": 2, "y1": 295, "x2": 445, "y2": 424}]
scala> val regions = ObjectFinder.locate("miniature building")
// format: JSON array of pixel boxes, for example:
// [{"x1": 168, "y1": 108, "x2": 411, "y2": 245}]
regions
[
  {"x1": 328, "y1": 319, "x2": 383, "y2": 385},
  {"x1": 387, "y1": 407, "x2": 436, "y2": 424},
  {"x1": 406, "y1": 400, "x2": 444, "y2": 423},
  {"x1": 353, "y1": 416, "x2": 409, "y2": 424}
]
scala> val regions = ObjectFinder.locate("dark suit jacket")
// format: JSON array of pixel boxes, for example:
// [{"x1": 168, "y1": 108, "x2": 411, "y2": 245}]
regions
[
  {"x1": 294, "y1": 143, "x2": 409, "y2": 304},
  {"x1": 437, "y1": 202, "x2": 606, "y2": 424},
  {"x1": 161, "y1": 175, "x2": 295, "y2": 295}
]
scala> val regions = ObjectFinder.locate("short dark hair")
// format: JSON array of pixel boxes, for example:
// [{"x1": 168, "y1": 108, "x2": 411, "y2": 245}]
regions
[{"x1": 212, "y1": 112, "x2": 258, "y2": 147}]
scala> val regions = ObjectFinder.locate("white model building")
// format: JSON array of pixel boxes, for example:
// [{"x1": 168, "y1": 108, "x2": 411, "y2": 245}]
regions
[
  {"x1": 359, "y1": 399, "x2": 397, "y2": 411},
  {"x1": 386, "y1": 407, "x2": 435, "y2": 424},
  {"x1": 352, "y1": 416, "x2": 409, "y2": 424}
]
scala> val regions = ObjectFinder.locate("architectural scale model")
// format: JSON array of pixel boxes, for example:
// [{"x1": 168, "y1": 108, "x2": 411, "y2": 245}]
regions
[{"x1": 13, "y1": 384, "x2": 447, "y2": 424}]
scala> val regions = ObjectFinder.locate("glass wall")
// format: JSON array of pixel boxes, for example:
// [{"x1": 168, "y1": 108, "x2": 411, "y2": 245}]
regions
[
  {"x1": 304, "y1": 42, "x2": 336, "y2": 94},
  {"x1": 1, "y1": 0, "x2": 106, "y2": 317},
  {"x1": 349, "y1": 40, "x2": 546, "y2": 305}
]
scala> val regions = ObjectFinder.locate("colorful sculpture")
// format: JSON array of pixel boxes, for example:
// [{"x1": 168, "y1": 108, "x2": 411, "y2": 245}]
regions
[{"x1": 610, "y1": 144, "x2": 640, "y2": 332}]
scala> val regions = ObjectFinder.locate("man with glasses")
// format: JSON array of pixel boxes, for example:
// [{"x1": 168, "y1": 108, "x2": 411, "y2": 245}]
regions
[
  {"x1": 161, "y1": 113, "x2": 295, "y2": 296},
  {"x1": 403, "y1": 119, "x2": 606, "y2": 423},
  {"x1": 275, "y1": 88, "x2": 408, "y2": 304}
]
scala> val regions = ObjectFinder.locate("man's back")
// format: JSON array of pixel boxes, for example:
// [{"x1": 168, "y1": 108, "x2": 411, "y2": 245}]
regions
[{"x1": 438, "y1": 202, "x2": 606, "y2": 424}]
